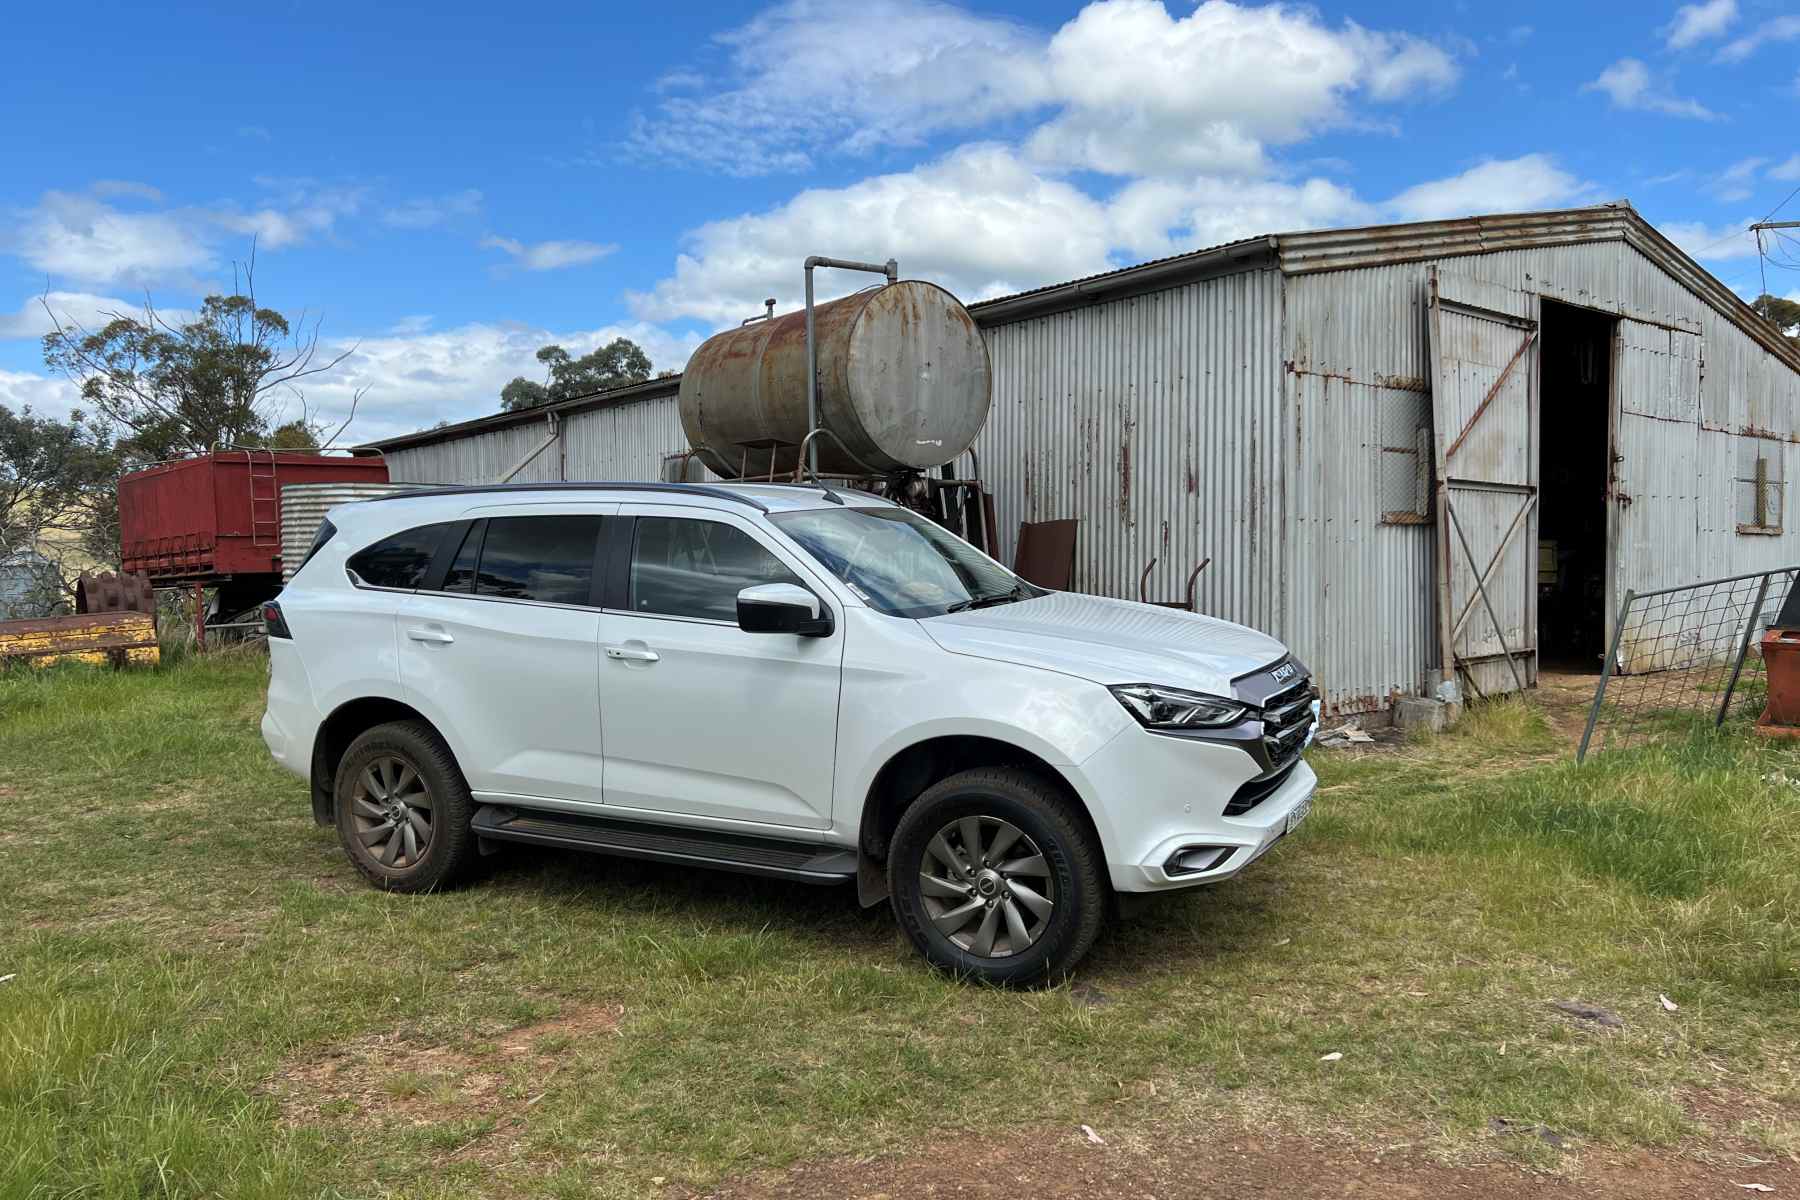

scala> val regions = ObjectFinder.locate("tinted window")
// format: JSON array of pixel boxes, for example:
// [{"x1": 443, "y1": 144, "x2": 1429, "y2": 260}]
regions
[
  {"x1": 473, "y1": 516, "x2": 601, "y2": 605},
  {"x1": 630, "y1": 517, "x2": 802, "y2": 621},
  {"x1": 441, "y1": 520, "x2": 485, "y2": 593},
  {"x1": 347, "y1": 523, "x2": 448, "y2": 590}
]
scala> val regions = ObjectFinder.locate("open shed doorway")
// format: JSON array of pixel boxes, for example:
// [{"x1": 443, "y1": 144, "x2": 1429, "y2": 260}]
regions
[{"x1": 1537, "y1": 300, "x2": 1616, "y2": 670}]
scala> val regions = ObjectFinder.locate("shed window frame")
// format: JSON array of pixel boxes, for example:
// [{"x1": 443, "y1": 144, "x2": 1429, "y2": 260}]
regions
[
  {"x1": 1377, "y1": 391, "x2": 1434, "y2": 527},
  {"x1": 1736, "y1": 435, "x2": 1785, "y2": 537}
]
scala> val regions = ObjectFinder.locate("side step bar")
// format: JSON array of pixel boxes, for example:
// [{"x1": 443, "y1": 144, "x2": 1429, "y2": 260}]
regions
[{"x1": 472, "y1": 806, "x2": 857, "y2": 885}]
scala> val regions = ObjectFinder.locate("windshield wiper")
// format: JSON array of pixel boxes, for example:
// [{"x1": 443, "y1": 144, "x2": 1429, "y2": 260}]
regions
[{"x1": 944, "y1": 583, "x2": 1033, "y2": 613}]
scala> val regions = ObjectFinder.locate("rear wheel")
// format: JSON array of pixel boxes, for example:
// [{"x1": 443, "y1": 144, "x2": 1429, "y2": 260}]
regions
[
  {"x1": 889, "y1": 767, "x2": 1107, "y2": 986},
  {"x1": 334, "y1": 721, "x2": 476, "y2": 893}
]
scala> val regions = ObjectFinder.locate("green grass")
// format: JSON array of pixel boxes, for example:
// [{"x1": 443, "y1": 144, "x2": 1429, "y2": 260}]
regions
[{"x1": 1, "y1": 661, "x2": 1797, "y2": 1198}]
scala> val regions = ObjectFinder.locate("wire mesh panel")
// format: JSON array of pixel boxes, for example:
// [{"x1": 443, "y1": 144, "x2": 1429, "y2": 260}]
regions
[{"x1": 1578, "y1": 567, "x2": 1799, "y2": 761}]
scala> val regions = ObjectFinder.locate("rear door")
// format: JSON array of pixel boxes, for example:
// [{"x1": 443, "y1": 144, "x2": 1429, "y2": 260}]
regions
[
  {"x1": 1427, "y1": 268, "x2": 1540, "y2": 697},
  {"x1": 594, "y1": 505, "x2": 844, "y2": 831},
  {"x1": 397, "y1": 503, "x2": 613, "y2": 807}
]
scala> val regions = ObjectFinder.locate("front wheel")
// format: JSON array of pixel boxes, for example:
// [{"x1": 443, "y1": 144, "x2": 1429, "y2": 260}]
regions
[{"x1": 888, "y1": 767, "x2": 1108, "y2": 986}]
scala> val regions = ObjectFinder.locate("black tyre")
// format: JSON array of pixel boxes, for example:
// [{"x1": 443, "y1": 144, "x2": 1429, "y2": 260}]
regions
[
  {"x1": 889, "y1": 767, "x2": 1108, "y2": 986},
  {"x1": 334, "y1": 720, "x2": 476, "y2": 893}
]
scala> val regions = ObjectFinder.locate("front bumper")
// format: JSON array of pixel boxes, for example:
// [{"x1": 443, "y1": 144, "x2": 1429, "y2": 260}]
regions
[{"x1": 1075, "y1": 705, "x2": 1320, "y2": 893}]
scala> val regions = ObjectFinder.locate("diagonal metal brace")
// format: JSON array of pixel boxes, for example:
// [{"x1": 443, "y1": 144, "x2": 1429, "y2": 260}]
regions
[
  {"x1": 1449, "y1": 494, "x2": 1539, "y2": 644},
  {"x1": 1447, "y1": 500, "x2": 1525, "y2": 692},
  {"x1": 1443, "y1": 329, "x2": 1537, "y2": 464}
]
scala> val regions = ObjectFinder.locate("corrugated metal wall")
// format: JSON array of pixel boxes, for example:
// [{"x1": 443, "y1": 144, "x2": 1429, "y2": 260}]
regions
[
  {"x1": 381, "y1": 414, "x2": 563, "y2": 485},
  {"x1": 977, "y1": 269, "x2": 1289, "y2": 640},
  {"x1": 381, "y1": 399, "x2": 696, "y2": 485},
  {"x1": 1282, "y1": 262, "x2": 1437, "y2": 710}
]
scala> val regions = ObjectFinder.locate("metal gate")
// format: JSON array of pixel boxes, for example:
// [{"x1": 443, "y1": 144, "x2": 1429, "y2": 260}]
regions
[{"x1": 1427, "y1": 268, "x2": 1540, "y2": 697}]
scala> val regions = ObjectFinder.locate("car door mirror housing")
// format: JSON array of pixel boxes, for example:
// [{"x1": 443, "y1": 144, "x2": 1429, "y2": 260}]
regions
[{"x1": 737, "y1": 583, "x2": 833, "y2": 637}]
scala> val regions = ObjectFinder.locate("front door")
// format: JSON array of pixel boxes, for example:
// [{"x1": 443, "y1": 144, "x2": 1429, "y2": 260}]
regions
[
  {"x1": 596, "y1": 506, "x2": 844, "y2": 831},
  {"x1": 397, "y1": 506, "x2": 612, "y2": 806},
  {"x1": 1427, "y1": 268, "x2": 1540, "y2": 697}
]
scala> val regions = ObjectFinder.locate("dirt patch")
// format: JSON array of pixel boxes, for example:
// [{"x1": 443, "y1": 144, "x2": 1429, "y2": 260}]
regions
[
  {"x1": 693, "y1": 1122, "x2": 1799, "y2": 1199},
  {"x1": 1536, "y1": 671, "x2": 1602, "y2": 750},
  {"x1": 137, "y1": 785, "x2": 208, "y2": 814},
  {"x1": 272, "y1": 1001, "x2": 624, "y2": 1158}
]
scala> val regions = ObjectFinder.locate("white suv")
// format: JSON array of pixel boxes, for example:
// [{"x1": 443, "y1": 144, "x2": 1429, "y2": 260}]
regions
[{"x1": 261, "y1": 482, "x2": 1318, "y2": 985}]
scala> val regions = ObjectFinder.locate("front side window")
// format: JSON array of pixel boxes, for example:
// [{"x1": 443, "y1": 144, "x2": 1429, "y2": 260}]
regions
[
  {"x1": 629, "y1": 517, "x2": 802, "y2": 621},
  {"x1": 769, "y1": 507, "x2": 1036, "y2": 618},
  {"x1": 472, "y1": 516, "x2": 603, "y2": 605},
  {"x1": 347, "y1": 523, "x2": 451, "y2": 590}
]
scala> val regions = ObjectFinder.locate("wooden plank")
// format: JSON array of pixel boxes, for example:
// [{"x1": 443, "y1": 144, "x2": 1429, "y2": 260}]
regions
[{"x1": 0, "y1": 612, "x2": 159, "y2": 666}]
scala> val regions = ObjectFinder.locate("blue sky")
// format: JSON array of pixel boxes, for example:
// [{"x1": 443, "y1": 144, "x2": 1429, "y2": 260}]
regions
[{"x1": 2, "y1": 0, "x2": 1797, "y2": 442}]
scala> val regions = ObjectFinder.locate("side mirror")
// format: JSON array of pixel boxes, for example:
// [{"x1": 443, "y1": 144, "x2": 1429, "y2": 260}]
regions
[{"x1": 737, "y1": 583, "x2": 834, "y2": 637}]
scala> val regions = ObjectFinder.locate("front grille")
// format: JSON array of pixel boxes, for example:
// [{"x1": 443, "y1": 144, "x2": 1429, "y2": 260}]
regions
[{"x1": 1260, "y1": 678, "x2": 1317, "y2": 771}]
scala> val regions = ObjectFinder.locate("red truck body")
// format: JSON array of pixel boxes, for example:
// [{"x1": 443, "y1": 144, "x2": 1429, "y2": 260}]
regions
[{"x1": 119, "y1": 451, "x2": 389, "y2": 583}]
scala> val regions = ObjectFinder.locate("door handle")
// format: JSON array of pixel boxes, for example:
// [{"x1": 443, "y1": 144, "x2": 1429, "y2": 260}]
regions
[
  {"x1": 604, "y1": 644, "x2": 660, "y2": 662},
  {"x1": 406, "y1": 627, "x2": 455, "y2": 644}
]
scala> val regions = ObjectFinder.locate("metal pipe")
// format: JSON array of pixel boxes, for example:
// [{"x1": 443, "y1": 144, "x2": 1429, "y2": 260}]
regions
[
  {"x1": 803, "y1": 255, "x2": 898, "y2": 475},
  {"x1": 1716, "y1": 572, "x2": 1774, "y2": 728},
  {"x1": 1578, "y1": 587, "x2": 1635, "y2": 763}
]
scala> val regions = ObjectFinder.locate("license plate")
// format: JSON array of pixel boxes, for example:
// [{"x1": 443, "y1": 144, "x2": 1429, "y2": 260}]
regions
[{"x1": 1285, "y1": 794, "x2": 1313, "y2": 834}]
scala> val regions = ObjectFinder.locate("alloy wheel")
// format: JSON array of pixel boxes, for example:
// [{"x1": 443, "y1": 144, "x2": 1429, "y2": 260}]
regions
[
  {"x1": 349, "y1": 754, "x2": 434, "y2": 869},
  {"x1": 918, "y1": 815, "x2": 1055, "y2": 958}
]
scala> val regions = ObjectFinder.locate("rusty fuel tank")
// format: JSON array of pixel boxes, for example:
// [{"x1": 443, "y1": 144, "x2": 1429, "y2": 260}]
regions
[{"x1": 678, "y1": 280, "x2": 991, "y2": 478}]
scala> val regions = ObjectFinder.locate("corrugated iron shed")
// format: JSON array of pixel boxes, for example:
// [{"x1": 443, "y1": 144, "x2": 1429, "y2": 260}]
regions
[{"x1": 355, "y1": 202, "x2": 1800, "y2": 715}]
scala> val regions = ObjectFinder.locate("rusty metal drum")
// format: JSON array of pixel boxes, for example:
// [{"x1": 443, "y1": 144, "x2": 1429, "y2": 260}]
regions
[{"x1": 678, "y1": 281, "x2": 991, "y2": 478}]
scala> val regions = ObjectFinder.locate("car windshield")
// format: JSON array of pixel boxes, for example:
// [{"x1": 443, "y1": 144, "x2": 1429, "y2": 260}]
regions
[{"x1": 769, "y1": 506, "x2": 1042, "y2": 619}]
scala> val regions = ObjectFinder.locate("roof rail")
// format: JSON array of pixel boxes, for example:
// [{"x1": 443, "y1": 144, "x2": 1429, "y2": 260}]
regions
[{"x1": 361, "y1": 481, "x2": 772, "y2": 513}]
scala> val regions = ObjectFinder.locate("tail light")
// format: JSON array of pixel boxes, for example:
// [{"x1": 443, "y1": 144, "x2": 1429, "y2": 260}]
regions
[{"x1": 263, "y1": 600, "x2": 292, "y2": 639}]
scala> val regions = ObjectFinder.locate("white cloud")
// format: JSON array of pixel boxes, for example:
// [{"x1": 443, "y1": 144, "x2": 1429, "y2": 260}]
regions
[
  {"x1": 299, "y1": 320, "x2": 702, "y2": 444},
  {"x1": 1660, "y1": 219, "x2": 1759, "y2": 261},
  {"x1": 10, "y1": 190, "x2": 217, "y2": 288},
  {"x1": 7, "y1": 180, "x2": 482, "y2": 289},
  {"x1": 480, "y1": 236, "x2": 618, "y2": 271},
  {"x1": 0, "y1": 370, "x2": 81, "y2": 421},
  {"x1": 1771, "y1": 155, "x2": 1800, "y2": 182},
  {"x1": 1715, "y1": 13, "x2": 1800, "y2": 62},
  {"x1": 631, "y1": 0, "x2": 1458, "y2": 178},
  {"x1": 1711, "y1": 156, "x2": 1769, "y2": 202},
  {"x1": 628, "y1": 144, "x2": 1120, "y2": 325},
  {"x1": 90, "y1": 180, "x2": 164, "y2": 202},
  {"x1": 1582, "y1": 57, "x2": 1716, "y2": 119},
  {"x1": 1386, "y1": 154, "x2": 1596, "y2": 222},
  {"x1": 627, "y1": 0, "x2": 1051, "y2": 175},
  {"x1": 0, "y1": 291, "x2": 188, "y2": 340},
  {"x1": 1025, "y1": 1, "x2": 1455, "y2": 177},
  {"x1": 383, "y1": 189, "x2": 483, "y2": 230},
  {"x1": 1664, "y1": 0, "x2": 1737, "y2": 49}
]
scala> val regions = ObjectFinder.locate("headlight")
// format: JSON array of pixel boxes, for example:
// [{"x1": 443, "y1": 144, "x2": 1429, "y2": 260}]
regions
[{"x1": 1109, "y1": 684, "x2": 1249, "y2": 730}]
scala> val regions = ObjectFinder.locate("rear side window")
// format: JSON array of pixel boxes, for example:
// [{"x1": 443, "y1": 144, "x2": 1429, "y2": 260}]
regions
[
  {"x1": 629, "y1": 517, "x2": 802, "y2": 621},
  {"x1": 347, "y1": 523, "x2": 450, "y2": 590},
  {"x1": 472, "y1": 516, "x2": 603, "y2": 605},
  {"x1": 440, "y1": 520, "x2": 485, "y2": 593}
]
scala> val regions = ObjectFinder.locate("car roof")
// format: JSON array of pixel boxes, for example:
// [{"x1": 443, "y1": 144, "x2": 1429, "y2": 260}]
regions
[{"x1": 343, "y1": 480, "x2": 898, "y2": 521}]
